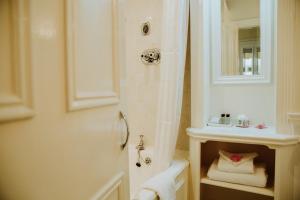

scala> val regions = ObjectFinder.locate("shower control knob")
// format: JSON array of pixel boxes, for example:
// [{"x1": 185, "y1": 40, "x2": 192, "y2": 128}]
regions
[
  {"x1": 145, "y1": 157, "x2": 152, "y2": 165},
  {"x1": 141, "y1": 49, "x2": 160, "y2": 65},
  {"x1": 141, "y1": 22, "x2": 150, "y2": 35}
]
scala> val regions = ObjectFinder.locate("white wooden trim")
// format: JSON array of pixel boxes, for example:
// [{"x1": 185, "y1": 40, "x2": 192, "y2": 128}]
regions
[
  {"x1": 0, "y1": 0, "x2": 34, "y2": 122},
  {"x1": 208, "y1": 0, "x2": 275, "y2": 84},
  {"x1": 175, "y1": 170, "x2": 188, "y2": 200},
  {"x1": 189, "y1": 137, "x2": 201, "y2": 200},
  {"x1": 276, "y1": 0, "x2": 297, "y2": 134},
  {"x1": 274, "y1": 146, "x2": 295, "y2": 200},
  {"x1": 210, "y1": 0, "x2": 222, "y2": 84},
  {"x1": 260, "y1": 0, "x2": 274, "y2": 84},
  {"x1": 200, "y1": 177, "x2": 274, "y2": 197},
  {"x1": 190, "y1": 0, "x2": 210, "y2": 127},
  {"x1": 187, "y1": 127, "x2": 299, "y2": 148},
  {"x1": 90, "y1": 172, "x2": 124, "y2": 200},
  {"x1": 65, "y1": 0, "x2": 120, "y2": 111},
  {"x1": 288, "y1": 113, "x2": 300, "y2": 136},
  {"x1": 288, "y1": 113, "x2": 300, "y2": 121},
  {"x1": 75, "y1": 91, "x2": 117, "y2": 100}
]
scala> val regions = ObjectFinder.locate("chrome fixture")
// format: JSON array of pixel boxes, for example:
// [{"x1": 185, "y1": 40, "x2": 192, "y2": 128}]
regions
[
  {"x1": 144, "y1": 157, "x2": 152, "y2": 165},
  {"x1": 141, "y1": 22, "x2": 150, "y2": 35},
  {"x1": 136, "y1": 151, "x2": 152, "y2": 167},
  {"x1": 141, "y1": 49, "x2": 160, "y2": 65},
  {"x1": 120, "y1": 111, "x2": 130, "y2": 150},
  {"x1": 135, "y1": 135, "x2": 151, "y2": 167},
  {"x1": 136, "y1": 135, "x2": 145, "y2": 151}
]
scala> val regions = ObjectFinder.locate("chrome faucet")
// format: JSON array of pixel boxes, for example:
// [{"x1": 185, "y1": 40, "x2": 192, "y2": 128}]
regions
[
  {"x1": 135, "y1": 135, "x2": 151, "y2": 167},
  {"x1": 136, "y1": 135, "x2": 145, "y2": 151}
]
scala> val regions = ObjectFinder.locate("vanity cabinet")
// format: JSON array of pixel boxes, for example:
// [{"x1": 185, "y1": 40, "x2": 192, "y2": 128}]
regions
[
  {"x1": 187, "y1": 127, "x2": 300, "y2": 200},
  {"x1": 188, "y1": 0, "x2": 300, "y2": 198}
]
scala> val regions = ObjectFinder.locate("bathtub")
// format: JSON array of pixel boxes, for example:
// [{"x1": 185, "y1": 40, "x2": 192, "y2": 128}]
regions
[{"x1": 129, "y1": 145, "x2": 189, "y2": 200}]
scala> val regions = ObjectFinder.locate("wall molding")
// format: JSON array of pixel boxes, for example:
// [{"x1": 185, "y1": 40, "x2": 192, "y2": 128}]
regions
[
  {"x1": 276, "y1": 0, "x2": 297, "y2": 134},
  {"x1": 65, "y1": 0, "x2": 120, "y2": 111},
  {"x1": 90, "y1": 172, "x2": 124, "y2": 200},
  {"x1": 288, "y1": 113, "x2": 300, "y2": 135},
  {"x1": 0, "y1": 0, "x2": 34, "y2": 122},
  {"x1": 288, "y1": 113, "x2": 300, "y2": 121}
]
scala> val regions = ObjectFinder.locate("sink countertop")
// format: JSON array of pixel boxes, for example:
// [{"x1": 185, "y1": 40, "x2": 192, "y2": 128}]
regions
[{"x1": 187, "y1": 126, "x2": 300, "y2": 147}]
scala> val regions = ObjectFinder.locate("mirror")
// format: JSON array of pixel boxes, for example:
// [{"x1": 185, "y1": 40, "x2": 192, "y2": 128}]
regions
[
  {"x1": 209, "y1": 0, "x2": 274, "y2": 84},
  {"x1": 221, "y1": 0, "x2": 260, "y2": 76}
]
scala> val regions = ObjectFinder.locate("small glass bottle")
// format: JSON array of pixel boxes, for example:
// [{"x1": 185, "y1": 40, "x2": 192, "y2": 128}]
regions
[
  {"x1": 220, "y1": 113, "x2": 226, "y2": 124},
  {"x1": 225, "y1": 114, "x2": 231, "y2": 125}
]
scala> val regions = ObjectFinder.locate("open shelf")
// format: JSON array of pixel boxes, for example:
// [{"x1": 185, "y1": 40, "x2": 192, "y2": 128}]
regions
[
  {"x1": 200, "y1": 176, "x2": 274, "y2": 197},
  {"x1": 199, "y1": 141, "x2": 275, "y2": 200},
  {"x1": 189, "y1": 127, "x2": 299, "y2": 200}
]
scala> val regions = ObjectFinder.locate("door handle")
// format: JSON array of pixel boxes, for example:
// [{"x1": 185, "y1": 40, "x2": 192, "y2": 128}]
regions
[{"x1": 120, "y1": 111, "x2": 130, "y2": 150}]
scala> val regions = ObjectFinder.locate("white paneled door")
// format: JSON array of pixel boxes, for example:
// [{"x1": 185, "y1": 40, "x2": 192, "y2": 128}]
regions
[{"x1": 0, "y1": 0, "x2": 129, "y2": 200}]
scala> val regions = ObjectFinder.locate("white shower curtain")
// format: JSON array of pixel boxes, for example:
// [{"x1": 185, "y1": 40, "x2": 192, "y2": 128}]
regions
[{"x1": 153, "y1": 0, "x2": 189, "y2": 173}]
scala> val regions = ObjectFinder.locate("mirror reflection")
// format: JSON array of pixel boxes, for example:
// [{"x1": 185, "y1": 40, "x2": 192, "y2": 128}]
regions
[{"x1": 221, "y1": 0, "x2": 261, "y2": 76}]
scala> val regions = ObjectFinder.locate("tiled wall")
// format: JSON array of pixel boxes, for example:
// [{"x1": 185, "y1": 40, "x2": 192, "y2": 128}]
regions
[
  {"x1": 126, "y1": 0, "x2": 162, "y2": 146},
  {"x1": 125, "y1": 0, "x2": 191, "y2": 151}
]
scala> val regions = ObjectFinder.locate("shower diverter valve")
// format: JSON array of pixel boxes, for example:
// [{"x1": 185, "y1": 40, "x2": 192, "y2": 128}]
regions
[{"x1": 141, "y1": 49, "x2": 160, "y2": 65}]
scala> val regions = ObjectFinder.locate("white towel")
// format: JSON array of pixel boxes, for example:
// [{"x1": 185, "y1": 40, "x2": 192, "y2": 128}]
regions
[
  {"x1": 137, "y1": 160, "x2": 189, "y2": 200},
  {"x1": 141, "y1": 170, "x2": 176, "y2": 200},
  {"x1": 136, "y1": 190, "x2": 157, "y2": 200},
  {"x1": 219, "y1": 150, "x2": 258, "y2": 166},
  {"x1": 217, "y1": 150, "x2": 258, "y2": 174},
  {"x1": 208, "y1": 159, "x2": 268, "y2": 188},
  {"x1": 218, "y1": 156, "x2": 255, "y2": 174}
]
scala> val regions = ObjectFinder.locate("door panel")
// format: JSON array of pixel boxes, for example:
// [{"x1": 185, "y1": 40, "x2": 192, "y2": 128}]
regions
[
  {"x1": 91, "y1": 172, "x2": 125, "y2": 200},
  {"x1": 66, "y1": 0, "x2": 120, "y2": 111},
  {"x1": 0, "y1": 0, "x2": 34, "y2": 122},
  {"x1": 0, "y1": 0, "x2": 129, "y2": 200}
]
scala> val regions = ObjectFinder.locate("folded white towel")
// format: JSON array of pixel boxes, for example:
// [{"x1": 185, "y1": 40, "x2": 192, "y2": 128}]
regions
[
  {"x1": 141, "y1": 170, "x2": 176, "y2": 200},
  {"x1": 217, "y1": 150, "x2": 258, "y2": 174},
  {"x1": 219, "y1": 150, "x2": 258, "y2": 166},
  {"x1": 208, "y1": 159, "x2": 268, "y2": 188},
  {"x1": 218, "y1": 156, "x2": 255, "y2": 174}
]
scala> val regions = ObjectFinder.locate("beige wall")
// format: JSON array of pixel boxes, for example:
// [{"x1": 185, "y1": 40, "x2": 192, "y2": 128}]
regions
[
  {"x1": 226, "y1": 0, "x2": 260, "y2": 21},
  {"x1": 176, "y1": 33, "x2": 191, "y2": 151},
  {"x1": 239, "y1": 27, "x2": 260, "y2": 41}
]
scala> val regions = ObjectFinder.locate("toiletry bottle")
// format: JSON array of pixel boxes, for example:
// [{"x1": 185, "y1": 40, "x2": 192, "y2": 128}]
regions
[
  {"x1": 225, "y1": 114, "x2": 231, "y2": 125},
  {"x1": 220, "y1": 113, "x2": 225, "y2": 124}
]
